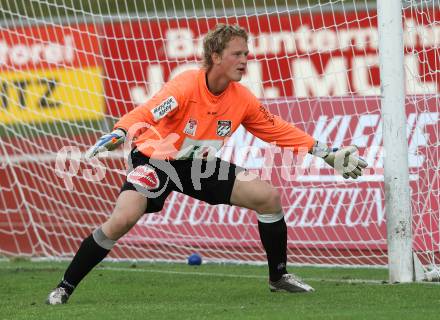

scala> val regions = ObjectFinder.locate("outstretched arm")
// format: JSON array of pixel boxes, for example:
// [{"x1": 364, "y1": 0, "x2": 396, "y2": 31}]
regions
[
  {"x1": 242, "y1": 101, "x2": 367, "y2": 179},
  {"x1": 242, "y1": 103, "x2": 315, "y2": 152}
]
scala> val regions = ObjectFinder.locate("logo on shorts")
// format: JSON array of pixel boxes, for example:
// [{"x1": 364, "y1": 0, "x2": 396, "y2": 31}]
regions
[
  {"x1": 127, "y1": 165, "x2": 160, "y2": 190},
  {"x1": 217, "y1": 120, "x2": 232, "y2": 137},
  {"x1": 183, "y1": 118, "x2": 198, "y2": 136}
]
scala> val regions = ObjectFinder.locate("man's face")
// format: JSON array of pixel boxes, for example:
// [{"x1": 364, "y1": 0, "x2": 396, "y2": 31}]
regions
[{"x1": 213, "y1": 36, "x2": 249, "y2": 81}]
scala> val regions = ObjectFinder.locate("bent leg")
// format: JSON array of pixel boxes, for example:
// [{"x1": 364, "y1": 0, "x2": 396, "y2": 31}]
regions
[
  {"x1": 229, "y1": 171, "x2": 314, "y2": 292},
  {"x1": 50, "y1": 191, "x2": 148, "y2": 303},
  {"x1": 230, "y1": 171, "x2": 287, "y2": 282}
]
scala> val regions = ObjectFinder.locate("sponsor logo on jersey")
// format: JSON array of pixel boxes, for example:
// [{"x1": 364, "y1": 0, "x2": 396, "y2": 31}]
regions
[
  {"x1": 183, "y1": 118, "x2": 198, "y2": 136},
  {"x1": 127, "y1": 165, "x2": 160, "y2": 190},
  {"x1": 217, "y1": 120, "x2": 232, "y2": 137},
  {"x1": 151, "y1": 96, "x2": 178, "y2": 121}
]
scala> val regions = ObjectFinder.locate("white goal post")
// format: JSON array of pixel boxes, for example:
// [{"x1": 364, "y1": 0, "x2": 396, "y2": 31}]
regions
[
  {"x1": 0, "y1": 1, "x2": 439, "y2": 282},
  {"x1": 377, "y1": 0, "x2": 414, "y2": 283}
]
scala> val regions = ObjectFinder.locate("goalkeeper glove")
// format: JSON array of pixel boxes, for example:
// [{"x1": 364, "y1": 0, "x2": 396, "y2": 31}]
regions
[
  {"x1": 311, "y1": 141, "x2": 368, "y2": 179},
  {"x1": 84, "y1": 128, "x2": 126, "y2": 159}
]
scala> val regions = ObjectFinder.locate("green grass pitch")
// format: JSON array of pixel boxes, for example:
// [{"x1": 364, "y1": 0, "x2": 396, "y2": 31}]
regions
[{"x1": 1, "y1": 260, "x2": 439, "y2": 320}]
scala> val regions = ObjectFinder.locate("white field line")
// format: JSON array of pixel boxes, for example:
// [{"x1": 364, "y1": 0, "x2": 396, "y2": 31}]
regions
[
  {"x1": 102, "y1": 266, "x2": 387, "y2": 285},
  {"x1": 100, "y1": 267, "x2": 440, "y2": 285},
  {"x1": 4, "y1": 264, "x2": 440, "y2": 285},
  {"x1": 0, "y1": 264, "x2": 389, "y2": 285}
]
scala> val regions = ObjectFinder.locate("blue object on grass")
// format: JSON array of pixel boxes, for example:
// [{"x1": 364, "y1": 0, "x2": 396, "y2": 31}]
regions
[{"x1": 188, "y1": 253, "x2": 202, "y2": 265}]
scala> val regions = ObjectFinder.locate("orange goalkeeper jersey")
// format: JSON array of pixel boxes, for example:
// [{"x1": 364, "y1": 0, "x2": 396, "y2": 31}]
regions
[{"x1": 114, "y1": 68, "x2": 315, "y2": 160}]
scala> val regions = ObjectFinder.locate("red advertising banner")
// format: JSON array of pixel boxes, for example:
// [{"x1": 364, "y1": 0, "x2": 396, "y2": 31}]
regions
[
  {"x1": 98, "y1": 9, "x2": 439, "y2": 264},
  {"x1": 1, "y1": 8, "x2": 439, "y2": 265},
  {"x1": 101, "y1": 8, "x2": 440, "y2": 117},
  {"x1": 0, "y1": 23, "x2": 100, "y2": 70}
]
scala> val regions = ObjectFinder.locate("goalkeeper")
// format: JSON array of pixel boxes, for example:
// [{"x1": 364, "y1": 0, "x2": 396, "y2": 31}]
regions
[{"x1": 47, "y1": 24, "x2": 367, "y2": 304}]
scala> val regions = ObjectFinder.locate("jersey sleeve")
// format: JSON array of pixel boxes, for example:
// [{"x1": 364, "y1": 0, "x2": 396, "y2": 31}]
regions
[
  {"x1": 242, "y1": 96, "x2": 315, "y2": 152},
  {"x1": 113, "y1": 78, "x2": 184, "y2": 134}
]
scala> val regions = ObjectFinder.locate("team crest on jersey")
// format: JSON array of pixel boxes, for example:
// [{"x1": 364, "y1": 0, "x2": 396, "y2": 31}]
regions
[
  {"x1": 217, "y1": 120, "x2": 232, "y2": 137},
  {"x1": 127, "y1": 165, "x2": 160, "y2": 190},
  {"x1": 183, "y1": 118, "x2": 198, "y2": 136}
]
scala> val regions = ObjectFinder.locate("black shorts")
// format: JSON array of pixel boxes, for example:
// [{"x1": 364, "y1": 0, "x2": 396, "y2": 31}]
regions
[{"x1": 120, "y1": 149, "x2": 245, "y2": 213}]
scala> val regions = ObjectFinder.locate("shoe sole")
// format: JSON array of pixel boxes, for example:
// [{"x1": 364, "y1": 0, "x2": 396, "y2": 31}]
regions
[
  {"x1": 269, "y1": 283, "x2": 314, "y2": 293},
  {"x1": 269, "y1": 287, "x2": 311, "y2": 293}
]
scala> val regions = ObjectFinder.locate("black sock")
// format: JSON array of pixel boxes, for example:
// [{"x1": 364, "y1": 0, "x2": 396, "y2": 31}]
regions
[
  {"x1": 57, "y1": 233, "x2": 110, "y2": 295},
  {"x1": 258, "y1": 218, "x2": 288, "y2": 282}
]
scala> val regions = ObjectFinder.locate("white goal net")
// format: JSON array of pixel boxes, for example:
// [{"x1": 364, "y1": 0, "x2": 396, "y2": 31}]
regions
[{"x1": 0, "y1": 1, "x2": 438, "y2": 273}]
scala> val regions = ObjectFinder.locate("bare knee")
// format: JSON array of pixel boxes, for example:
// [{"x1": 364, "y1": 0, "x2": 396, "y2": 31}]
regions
[
  {"x1": 231, "y1": 173, "x2": 282, "y2": 213},
  {"x1": 103, "y1": 211, "x2": 139, "y2": 240},
  {"x1": 254, "y1": 188, "x2": 282, "y2": 213}
]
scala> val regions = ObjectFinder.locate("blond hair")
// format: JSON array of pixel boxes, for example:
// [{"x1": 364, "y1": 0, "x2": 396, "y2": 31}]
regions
[{"x1": 202, "y1": 24, "x2": 248, "y2": 69}]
